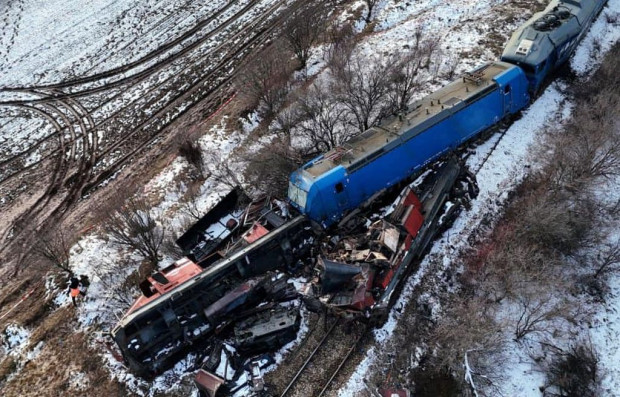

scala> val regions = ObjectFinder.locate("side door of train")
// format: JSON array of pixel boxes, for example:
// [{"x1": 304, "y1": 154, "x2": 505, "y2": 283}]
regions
[
  {"x1": 334, "y1": 179, "x2": 350, "y2": 211},
  {"x1": 503, "y1": 83, "x2": 513, "y2": 116}
]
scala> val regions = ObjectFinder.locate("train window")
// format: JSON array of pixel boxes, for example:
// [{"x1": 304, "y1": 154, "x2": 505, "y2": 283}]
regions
[
  {"x1": 504, "y1": 85, "x2": 511, "y2": 94},
  {"x1": 335, "y1": 183, "x2": 344, "y2": 193},
  {"x1": 288, "y1": 182, "x2": 307, "y2": 209},
  {"x1": 520, "y1": 64, "x2": 535, "y2": 75}
]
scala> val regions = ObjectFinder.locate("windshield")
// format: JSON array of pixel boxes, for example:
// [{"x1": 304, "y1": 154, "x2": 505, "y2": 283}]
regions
[{"x1": 288, "y1": 182, "x2": 308, "y2": 210}]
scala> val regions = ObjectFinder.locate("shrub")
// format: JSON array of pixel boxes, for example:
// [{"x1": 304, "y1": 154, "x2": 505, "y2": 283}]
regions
[
  {"x1": 243, "y1": 137, "x2": 302, "y2": 196},
  {"x1": 178, "y1": 139, "x2": 205, "y2": 179},
  {"x1": 542, "y1": 341, "x2": 601, "y2": 397}
]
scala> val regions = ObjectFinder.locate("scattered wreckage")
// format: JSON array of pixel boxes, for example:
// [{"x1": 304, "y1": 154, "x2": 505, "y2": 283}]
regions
[
  {"x1": 111, "y1": 158, "x2": 477, "y2": 394},
  {"x1": 303, "y1": 157, "x2": 477, "y2": 322}
]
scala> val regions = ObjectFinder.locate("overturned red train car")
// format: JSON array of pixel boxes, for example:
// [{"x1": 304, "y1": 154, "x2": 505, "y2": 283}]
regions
[{"x1": 111, "y1": 192, "x2": 312, "y2": 377}]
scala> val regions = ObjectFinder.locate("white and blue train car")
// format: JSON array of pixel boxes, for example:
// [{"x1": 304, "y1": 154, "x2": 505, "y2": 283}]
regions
[
  {"x1": 288, "y1": 62, "x2": 530, "y2": 227},
  {"x1": 501, "y1": 0, "x2": 607, "y2": 93}
]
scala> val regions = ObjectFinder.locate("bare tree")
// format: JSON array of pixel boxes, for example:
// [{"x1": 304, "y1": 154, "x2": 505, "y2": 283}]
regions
[
  {"x1": 386, "y1": 51, "x2": 424, "y2": 113},
  {"x1": 32, "y1": 228, "x2": 73, "y2": 273},
  {"x1": 178, "y1": 195, "x2": 203, "y2": 222},
  {"x1": 272, "y1": 105, "x2": 301, "y2": 145},
  {"x1": 593, "y1": 240, "x2": 620, "y2": 278},
  {"x1": 236, "y1": 41, "x2": 295, "y2": 118},
  {"x1": 296, "y1": 82, "x2": 348, "y2": 153},
  {"x1": 431, "y1": 295, "x2": 505, "y2": 396},
  {"x1": 443, "y1": 52, "x2": 461, "y2": 80},
  {"x1": 363, "y1": 0, "x2": 380, "y2": 23},
  {"x1": 103, "y1": 196, "x2": 166, "y2": 266},
  {"x1": 203, "y1": 148, "x2": 243, "y2": 190},
  {"x1": 385, "y1": 35, "x2": 441, "y2": 113},
  {"x1": 513, "y1": 294, "x2": 566, "y2": 341},
  {"x1": 170, "y1": 180, "x2": 204, "y2": 222},
  {"x1": 161, "y1": 233, "x2": 186, "y2": 259},
  {"x1": 243, "y1": 137, "x2": 303, "y2": 196},
  {"x1": 284, "y1": 5, "x2": 326, "y2": 71},
  {"x1": 332, "y1": 56, "x2": 392, "y2": 132},
  {"x1": 324, "y1": 23, "x2": 356, "y2": 73}
]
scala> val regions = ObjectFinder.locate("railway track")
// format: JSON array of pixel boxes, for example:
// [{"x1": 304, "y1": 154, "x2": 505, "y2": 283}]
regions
[{"x1": 276, "y1": 315, "x2": 369, "y2": 397}]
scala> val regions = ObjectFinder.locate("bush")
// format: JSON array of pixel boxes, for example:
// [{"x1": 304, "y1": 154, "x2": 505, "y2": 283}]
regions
[
  {"x1": 235, "y1": 41, "x2": 296, "y2": 119},
  {"x1": 412, "y1": 365, "x2": 459, "y2": 397},
  {"x1": 243, "y1": 137, "x2": 302, "y2": 197},
  {"x1": 511, "y1": 189, "x2": 595, "y2": 256},
  {"x1": 542, "y1": 341, "x2": 601, "y2": 397},
  {"x1": 178, "y1": 139, "x2": 205, "y2": 179},
  {"x1": 103, "y1": 196, "x2": 166, "y2": 266}
]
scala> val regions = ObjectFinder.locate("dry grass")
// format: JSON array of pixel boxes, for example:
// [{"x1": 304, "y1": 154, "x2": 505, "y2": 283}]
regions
[{"x1": 2, "y1": 331, "x2": 126, "y2": 396}]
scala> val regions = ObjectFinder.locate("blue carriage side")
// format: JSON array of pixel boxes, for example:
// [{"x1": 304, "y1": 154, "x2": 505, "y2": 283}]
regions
[{"x1": 289, "y1": 62, "x2": 530, "y2": 227}]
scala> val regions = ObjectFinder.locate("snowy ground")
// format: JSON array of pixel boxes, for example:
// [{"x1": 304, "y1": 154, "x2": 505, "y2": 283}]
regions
[
  {"x1": 0, "y1": 0, "x2": 234, "y2": 86},
  {"x1": 2, "y1": 0, "x2": 619, "y2": 395}
]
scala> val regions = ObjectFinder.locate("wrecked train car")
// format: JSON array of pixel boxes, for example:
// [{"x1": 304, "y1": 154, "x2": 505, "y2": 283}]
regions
[
  {"x1": 233, "y1": 305, "x2": 301, "y2": 355},
  {"x1": 306, "y1": 158, "x2": 476, "y2": 321},
  {"x1": 111, "y1": 192, "x2": 312, "y2": 377},
  {"x1": 175, "y1": 188, "x2": 295, "y2": 268}
]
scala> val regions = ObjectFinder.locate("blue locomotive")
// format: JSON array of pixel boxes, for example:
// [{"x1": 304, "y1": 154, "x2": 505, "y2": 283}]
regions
[
  {"x1": 289, "y1": 0, "x2": 607, "y2": 227},
  {"x1": 289, "y1": 62, "x2": 530, "y2": 226},
  {"x1": 501, "y1": 0, "x2": 607, "y2": 93}
]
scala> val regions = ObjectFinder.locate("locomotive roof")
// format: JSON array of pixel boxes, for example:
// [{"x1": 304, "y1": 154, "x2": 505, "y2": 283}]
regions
[
  {"x1": 302, "y1": 62, "x2": 512, "y2": 178},
  {"x1": 501, "y1": 0, "x2": 603, "y2": 67}
]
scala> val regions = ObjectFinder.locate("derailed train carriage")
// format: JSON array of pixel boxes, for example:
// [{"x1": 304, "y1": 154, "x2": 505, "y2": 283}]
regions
[
  {"x1": 303, "y1": 158, "x2": 477, "y2": 321},
  {"x1": 111, "y1": 194, "x2": 313, "y2": 377},
  {"x1": 288, "y1": 62, "x2": 529, "y2": 228}
]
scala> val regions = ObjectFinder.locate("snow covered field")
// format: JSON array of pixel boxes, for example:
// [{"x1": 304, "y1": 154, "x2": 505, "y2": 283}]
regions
[
  {"x1": 1, "y1": 0, "x2": 619, "y2": 395},
  {"x1": 0, "y1": 0, "x2": 232, "y2": 86}
]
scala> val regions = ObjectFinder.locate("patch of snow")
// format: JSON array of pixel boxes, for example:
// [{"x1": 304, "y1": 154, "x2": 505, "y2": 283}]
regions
[
  {"x1": 2, "y1": 324, "x2": 31, "y2": 356},
  {"x1": 68, "y1": 370, "x2": 91, "y2": 391},
  {"x1": 241, "y1": 112, "x2": 261, "y2": 134},
  {"x1": 25, "y1": 341, "x2": 45, "y2": 361},
  {"x1": 571, "y1": 0, "x2": 620, "y2": 76},
  {"x1": 66, "y1": 234, "x2": 141, "y2": 328}
]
